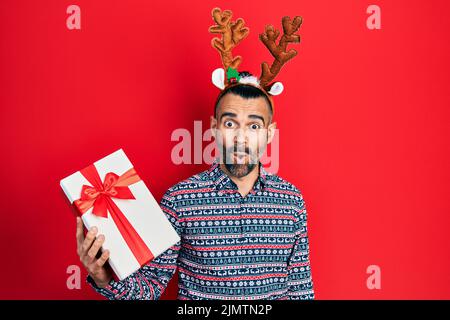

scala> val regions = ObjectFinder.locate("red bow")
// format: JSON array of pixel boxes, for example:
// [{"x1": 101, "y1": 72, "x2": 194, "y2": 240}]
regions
[{"x1": 74, "y1": 164, "x2": 154, "y2": 266}]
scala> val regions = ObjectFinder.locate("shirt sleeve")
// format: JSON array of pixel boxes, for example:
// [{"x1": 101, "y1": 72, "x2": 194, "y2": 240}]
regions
[
  {"x1": 286, "y1": 190, "x2": 315, "y2": 300},
  {"x1": 86, "y1": 188, "x2": 182, "y2": 300}
]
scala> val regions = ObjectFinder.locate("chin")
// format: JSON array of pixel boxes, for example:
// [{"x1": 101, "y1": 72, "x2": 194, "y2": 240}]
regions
[{"x1": 224, "y1": 163, "x2": 257, "y2": 178}]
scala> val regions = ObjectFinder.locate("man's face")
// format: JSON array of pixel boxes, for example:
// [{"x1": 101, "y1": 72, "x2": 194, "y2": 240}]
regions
[{"x1": 211, "y1": 93, "x2": 277, "y2": 178}]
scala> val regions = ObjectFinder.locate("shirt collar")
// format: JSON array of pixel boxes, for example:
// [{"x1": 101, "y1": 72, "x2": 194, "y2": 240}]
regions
[{"x1": 208, "y1": 157, "x2": 268, "y2": 192}]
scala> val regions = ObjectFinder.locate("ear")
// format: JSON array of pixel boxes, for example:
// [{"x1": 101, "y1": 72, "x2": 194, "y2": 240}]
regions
[
  {"x1": 267, "y1": 82, "x2": 284, "y2": 96},
  {"x1": 212, "y1": 68, "x2": 226, "y2": 90},
  {"x1": 210, "y1": 115, "x2": 218, "y2": 138},
  {"x1": 267, "y1": 122, "x2": 277, "y2": 144}
]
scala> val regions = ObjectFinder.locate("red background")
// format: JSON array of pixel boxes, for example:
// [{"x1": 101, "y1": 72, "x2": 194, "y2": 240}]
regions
[{"x1": 1, "y1": 0, "x2": 449, "y2": 299}]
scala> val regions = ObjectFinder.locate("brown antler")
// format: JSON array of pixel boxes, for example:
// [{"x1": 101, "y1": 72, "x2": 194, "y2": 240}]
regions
[
  {"x1": 259, "y1": 16, "x2": 302, "y2": 89},
  {"x1": 209, "y1": 7, "x2": 249, "y2": 74}
]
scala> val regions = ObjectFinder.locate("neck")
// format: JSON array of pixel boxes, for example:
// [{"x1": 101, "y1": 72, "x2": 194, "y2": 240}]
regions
[{"x1": 219, "y1": 162, "x2": 260, "y2": 197}]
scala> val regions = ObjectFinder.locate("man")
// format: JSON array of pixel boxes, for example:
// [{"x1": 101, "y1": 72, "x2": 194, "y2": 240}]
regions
[
  {"x1": 76, "y1": 8, "x2": 314, "y2": 300},
  {"x1": 76, "y1": 80, "x2": 314, "y2": 300}
]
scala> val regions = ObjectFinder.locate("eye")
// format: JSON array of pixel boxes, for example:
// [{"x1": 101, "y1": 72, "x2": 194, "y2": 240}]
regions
[
  {"x1": 224, "y1": 120, "x2": 235, "y2": 128},
  {"x1": 250, "y1": 123, "x2": 261, "y2": 130}
]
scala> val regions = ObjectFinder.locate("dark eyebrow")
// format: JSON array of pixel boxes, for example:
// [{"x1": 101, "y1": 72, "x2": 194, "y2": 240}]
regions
[
  {"x1": 220, "y1": 112, "x2": 266, "y2": 126},
  {"x1": 248, "y1": 114, "x2": 265, "y2": 126},
  {"x1": 219, "y1": 112, "x2": 237, "y2": 122}
]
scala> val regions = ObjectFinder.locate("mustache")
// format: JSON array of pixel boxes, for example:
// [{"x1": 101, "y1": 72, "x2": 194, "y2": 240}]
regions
[
  {"x1": 227, "y1": 146, "x2": 251, "y2": 154},
  {"x1": 221, "y1": 145, "x2": 259, "y2": 165}
]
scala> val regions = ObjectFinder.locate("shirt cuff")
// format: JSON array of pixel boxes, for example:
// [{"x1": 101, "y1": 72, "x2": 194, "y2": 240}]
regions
[{"x1": 86, "y1": 274, "x2": 115, "y2": 294}]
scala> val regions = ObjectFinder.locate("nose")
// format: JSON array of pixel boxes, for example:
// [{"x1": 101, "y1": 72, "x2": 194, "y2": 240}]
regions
[{"x1": 233, "y1": 128, "x2": 247, "y2": 144}]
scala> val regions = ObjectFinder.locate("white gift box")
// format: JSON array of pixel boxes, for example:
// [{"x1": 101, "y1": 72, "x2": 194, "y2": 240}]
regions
[{"x1": 60, "y1": 148, "x2": 180, "y2": 280}]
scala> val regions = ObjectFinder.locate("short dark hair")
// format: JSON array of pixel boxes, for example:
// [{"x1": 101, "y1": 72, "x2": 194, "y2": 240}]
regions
[{"x1": 214, "y1": 72, "x2": 273, "y2": 121}]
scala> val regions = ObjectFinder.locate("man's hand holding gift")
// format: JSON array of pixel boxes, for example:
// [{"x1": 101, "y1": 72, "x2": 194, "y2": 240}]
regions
[{"x1": 76, "y1": 217, "x2": 113, "y2": 288}]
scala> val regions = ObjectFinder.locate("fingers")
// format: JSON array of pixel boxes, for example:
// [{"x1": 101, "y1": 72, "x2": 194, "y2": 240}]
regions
[
  {"x1": 95, "y1": 250, "x2": 110, "y2": 268},
  {"x1": 86, "y1": 234, "x2": 105, "y2": 263},
  {"x1": 76, "y1": 217, "x2": 84, "y2": 252},
  {"x1": 80, "y1": 226, "x2": 98, "y2": 259}
]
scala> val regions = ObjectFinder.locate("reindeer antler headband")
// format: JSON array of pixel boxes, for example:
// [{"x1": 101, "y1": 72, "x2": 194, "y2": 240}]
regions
[{"x1": 209, "y1": 7, "x2": 303, "y2": 99}]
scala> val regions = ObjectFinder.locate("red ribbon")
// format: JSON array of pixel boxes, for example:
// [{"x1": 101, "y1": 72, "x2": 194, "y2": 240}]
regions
[{"x1": 74, "y1": 164, "x2": 154, "y2": 266}]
